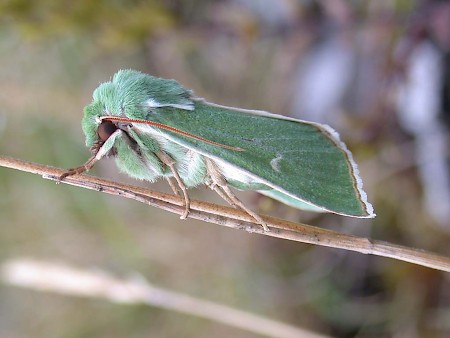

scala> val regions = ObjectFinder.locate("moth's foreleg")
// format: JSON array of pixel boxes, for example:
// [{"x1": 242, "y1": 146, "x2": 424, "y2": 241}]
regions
[
  {"x1": 60, "y1": 130, "x2": 121, "y2": 180},
  {"x1": 59, "y1": 154, "x2": 99, "y2": 179},
  {"x1": 59, "y1": 141, "x2": 105, "y2": 179},
  {"x1": 205, "y1": 158, "x2": 269, "y2": 232},
  {"x1": 157, "y1": 151, "x2": 190, "y2": 219}
]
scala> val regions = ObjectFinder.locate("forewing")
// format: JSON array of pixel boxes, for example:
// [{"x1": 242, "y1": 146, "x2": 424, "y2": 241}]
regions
[{"x1": 133, "y1": 100, "x2": 374, "y2": 218}]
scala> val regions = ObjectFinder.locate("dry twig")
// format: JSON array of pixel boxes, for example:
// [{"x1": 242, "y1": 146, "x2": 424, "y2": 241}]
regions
[
  {"x1": 1, "y1": 155, "x2": 450, "y2": 272},
  {"x1": 2, "y1": 258, "x2": 327, "y2": 338}
]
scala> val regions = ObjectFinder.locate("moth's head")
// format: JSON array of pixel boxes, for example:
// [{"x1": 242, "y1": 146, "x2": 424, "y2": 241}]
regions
[{"x1": 81, "y1": 70, "x2": 149, "y2": 149}]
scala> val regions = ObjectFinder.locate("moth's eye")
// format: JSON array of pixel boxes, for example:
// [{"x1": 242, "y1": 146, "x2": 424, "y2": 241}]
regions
[{"x1": 97, "y1": 120, "x2": 117, "y2": 142}]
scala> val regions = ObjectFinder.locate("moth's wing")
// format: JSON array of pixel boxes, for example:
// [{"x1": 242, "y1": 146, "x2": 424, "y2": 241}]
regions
[{"x1": 135, "y1": 100, "x2": 375, "y2": 218}]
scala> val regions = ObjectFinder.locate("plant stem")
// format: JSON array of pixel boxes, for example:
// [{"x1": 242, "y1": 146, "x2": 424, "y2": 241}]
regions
[{"x1": 1, "y1": 155, "x2": 449, "y2": 272}]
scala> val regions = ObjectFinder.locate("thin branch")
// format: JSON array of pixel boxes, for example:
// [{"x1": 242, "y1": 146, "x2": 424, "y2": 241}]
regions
[
  {"x1": 1, "y1": 155, "x2": 450, "y2": 272},
  {"x1": 1, "y1": 258, "x2": 327, "y2": 338}
]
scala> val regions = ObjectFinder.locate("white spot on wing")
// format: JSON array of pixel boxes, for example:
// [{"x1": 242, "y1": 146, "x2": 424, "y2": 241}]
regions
[
  {"x1": 270, "y1": 153, "x2": 283, "y2": 172},
  {"x1": 146, "y1": 98, "x2": 194, "y2": 111}
]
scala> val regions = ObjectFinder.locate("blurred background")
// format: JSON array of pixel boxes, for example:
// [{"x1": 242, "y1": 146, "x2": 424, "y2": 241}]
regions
[{"x1": 1, "y1": 0, "x2": 449, "y2": 337}]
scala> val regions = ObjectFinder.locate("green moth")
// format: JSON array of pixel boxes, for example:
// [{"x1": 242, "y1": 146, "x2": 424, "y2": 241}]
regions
[{"x1": 62, "y1": 69, "x2": 375, "y2": 231}]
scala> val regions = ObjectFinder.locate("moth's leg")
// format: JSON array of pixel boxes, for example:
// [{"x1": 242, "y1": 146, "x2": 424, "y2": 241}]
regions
[
  {"x1": 60, "y1": 130, "x2": 122, "y2": 180},
  {"x1": 59, "y1": 154, "x2": 99, "y2": 179},
  {"x1": 205, "y1": 158, "x2": 269, "y2": 232},
  {"x1": 207, "y1": 182, "x2": 235, "y2": 206},
  {"x1": 157, "y1": 151, "x2": 190, "y2": 220},
  {"x1": 166, "y1": 177, "x2": 182, "y2": 196}
]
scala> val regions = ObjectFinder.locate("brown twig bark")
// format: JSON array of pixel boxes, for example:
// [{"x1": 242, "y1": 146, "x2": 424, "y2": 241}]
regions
[{"x1": 1, "y1": 155, "x2": 449, "y2": 272}]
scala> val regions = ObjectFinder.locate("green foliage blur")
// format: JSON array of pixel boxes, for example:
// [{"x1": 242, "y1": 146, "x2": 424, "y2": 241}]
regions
[{"x1": 1, "y1": 0, "x2": 449, "y2": 337}]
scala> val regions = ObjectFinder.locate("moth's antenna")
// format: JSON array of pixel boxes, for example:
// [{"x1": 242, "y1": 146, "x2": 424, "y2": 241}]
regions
[{"x1": 100, "y1": 116, "x2": 244, "y2": 151}]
